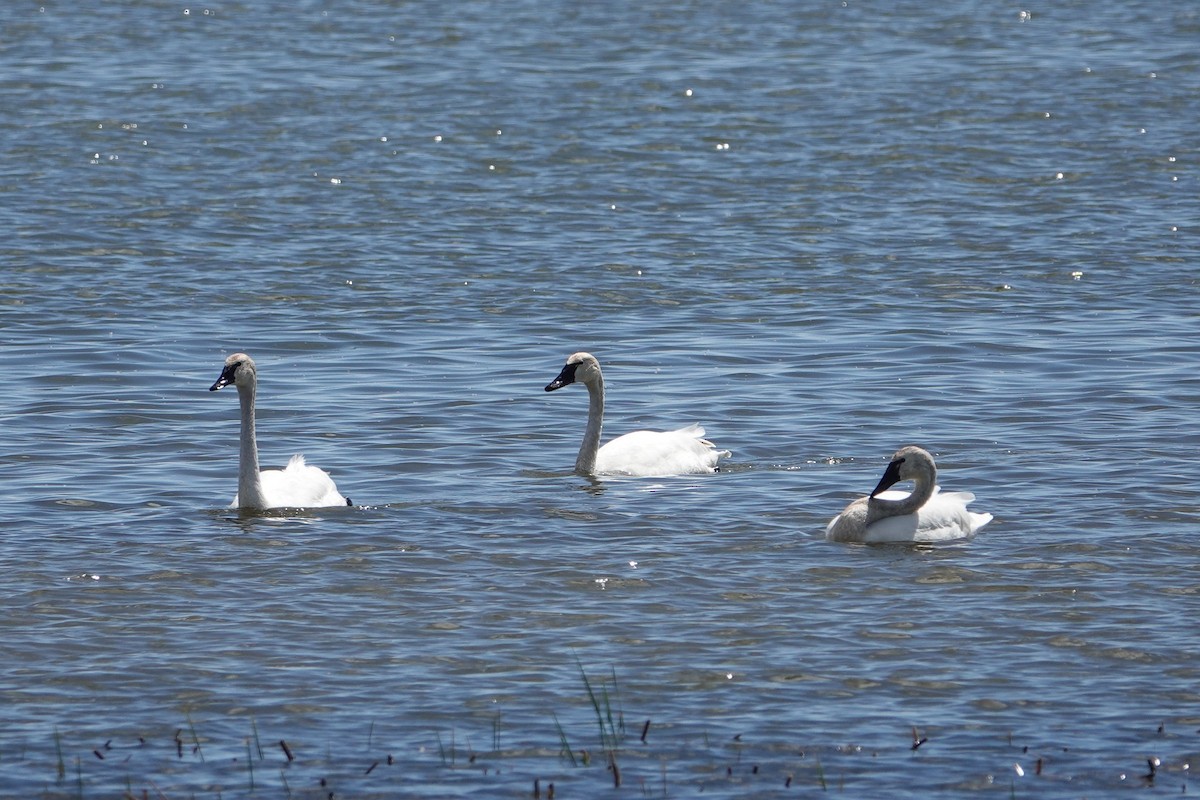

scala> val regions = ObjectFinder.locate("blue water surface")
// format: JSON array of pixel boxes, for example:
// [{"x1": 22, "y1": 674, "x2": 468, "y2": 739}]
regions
[{"x1": 0, "y1": 2, "x2": 1197, "y2": 797}]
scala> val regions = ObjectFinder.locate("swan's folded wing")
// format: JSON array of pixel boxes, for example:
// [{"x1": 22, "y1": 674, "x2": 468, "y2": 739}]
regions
[
  {"x1": 596, "y1": 426, "x2": 728, "y2": 477},
  {"x1": 929, "y1": 490, "x2": 991, "y2": 535},
  {"x1": 256, "y1": 455, "x2": 348, "y2": 508},
  {"x1": 861, "y1": 488, "x2": 985, "y2": 543}
]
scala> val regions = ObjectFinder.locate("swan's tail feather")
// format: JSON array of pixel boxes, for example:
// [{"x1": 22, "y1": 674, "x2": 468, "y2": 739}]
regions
[
  {"x1": 678, "y1": 423, "x2": 730, "y2": 456},
  {"x1": 970, "y1": 511, "x2": 993, "y2": 532},
  {"x1": 285, "y1": 454, "x2": 308, "y2": 470}
]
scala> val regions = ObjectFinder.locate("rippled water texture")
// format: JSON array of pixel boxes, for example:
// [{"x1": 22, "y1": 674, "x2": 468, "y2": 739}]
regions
[{"x1": 1, "y1": 1, "x2": 1197, "y2": 797}]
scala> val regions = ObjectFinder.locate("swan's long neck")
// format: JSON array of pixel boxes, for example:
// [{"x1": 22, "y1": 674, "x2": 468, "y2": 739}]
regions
[
  {"x1": 867, "y1": 465, "x2": 935, "y2": 522},
  {"x1": 575, "y1": 375, "x2": 605, "y2": 475},
  {"x1": 236, "y1": 381, "x2": 268, "y2": 509}
]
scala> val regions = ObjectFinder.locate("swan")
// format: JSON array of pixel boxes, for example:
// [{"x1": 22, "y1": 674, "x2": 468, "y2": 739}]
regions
[
  {"x1": 209, "y1": 353, "x2": 350, "y2": 510},
  {"x1": 543, "y1": 352, "x2": 730, "y2": 477},
  {"x1": 825, "y1": 446, "x2": 991, "y2": 543}
]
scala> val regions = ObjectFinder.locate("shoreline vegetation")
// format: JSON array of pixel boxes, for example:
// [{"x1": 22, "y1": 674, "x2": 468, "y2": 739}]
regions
[{"x1": 12, "y1": 667, "x2": 1194, "y2": 798}]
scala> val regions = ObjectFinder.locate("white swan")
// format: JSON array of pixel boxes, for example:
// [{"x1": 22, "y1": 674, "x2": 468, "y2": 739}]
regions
[
  {"x1": 544, "y1": 352, "x2": 730, "y2": 477},
  {"x1": 209, "y1": 353, "x2": 350, "y2": 510},
  {"x1": 825, "y1": 446, "x2": 991, "y2": 543}
]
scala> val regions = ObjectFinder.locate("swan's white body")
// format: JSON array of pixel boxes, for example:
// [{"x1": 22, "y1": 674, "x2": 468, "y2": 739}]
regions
[
  {"x1": 826, "y1": 446, "x2": 991, "y2": 543},
  {"x1": 544, "y1": 352, "x2": 729, "y2": 478},
  {"x1": 210, "y1": 353, "x2": 350, "y2": 510},
  {"x1": 228, "y1": 453, "x2": 348, "y2": 510}
]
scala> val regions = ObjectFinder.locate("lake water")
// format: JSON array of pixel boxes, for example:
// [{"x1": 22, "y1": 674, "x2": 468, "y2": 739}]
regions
[{"x1": 1, "y1": 1, "x2": 1197, "y2": 797}]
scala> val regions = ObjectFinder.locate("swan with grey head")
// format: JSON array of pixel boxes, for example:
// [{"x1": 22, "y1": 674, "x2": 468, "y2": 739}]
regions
[
  {"x1": 544, "y1": 352, "x2": 730, "y2": 477},
  {"x1": 825, "y1": 446, "x2": 991, "y2": 543},
  {"x1": 210, "y1": 353, "x2": 350, "y2": 510}
]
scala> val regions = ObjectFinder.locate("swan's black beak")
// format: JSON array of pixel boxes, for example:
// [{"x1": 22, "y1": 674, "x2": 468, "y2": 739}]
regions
[
  {"x1": 869, "y1": 456, "x2": 905, "y2": 497},
  {"x1": 210, "y1": 364, "x2": 237, "y2": 392},
  {"x1": 544, "y1": 362, "x2": 578, "y2": 392}
]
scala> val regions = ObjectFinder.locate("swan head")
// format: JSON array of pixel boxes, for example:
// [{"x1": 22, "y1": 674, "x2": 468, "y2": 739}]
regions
[
  {"x1": 869, "y1": 445, "x2": 935, "y2": 497},
  {"x1": 209, "y1": 353, "x2": 257, "y2": 392},
  {"x1": 545, "y1": 352, "x2": 601, "y2": 392}
]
